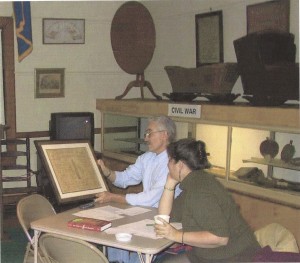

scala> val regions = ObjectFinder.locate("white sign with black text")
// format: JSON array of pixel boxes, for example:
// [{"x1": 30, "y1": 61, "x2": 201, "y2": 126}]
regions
[{"x1": 168, "y1": 104, "x2": 201, "y2": 118}]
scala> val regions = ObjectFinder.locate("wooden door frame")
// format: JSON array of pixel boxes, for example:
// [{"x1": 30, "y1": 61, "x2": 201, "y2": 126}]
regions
[{"x1": 0, "y1": 17, "x2": 16, "y2": 139}]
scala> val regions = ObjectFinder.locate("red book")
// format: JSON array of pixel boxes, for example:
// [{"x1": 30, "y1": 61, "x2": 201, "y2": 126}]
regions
[{"x1": 68, "y1": 218, "x2": 111, "y2": 232}]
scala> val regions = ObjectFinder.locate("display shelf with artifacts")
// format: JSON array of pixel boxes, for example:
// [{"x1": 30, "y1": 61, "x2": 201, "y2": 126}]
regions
[
  {"x1": 243, "y1": 157, "x2": 300, "y2": 171},
  {"x1": 96, "y1": 99, "x2": 300, "y2": 245},
  {"x1": 96, "y1": 99, "x2": 300, "y2": 204}
]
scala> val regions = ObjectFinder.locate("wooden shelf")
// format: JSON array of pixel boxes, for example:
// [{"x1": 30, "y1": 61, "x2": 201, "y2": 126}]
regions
[
  {"x1": 243, "y1": 157, "x2": 300, "y2": 171},
  {"x1": 114, "y1": 138, "x2": 146, "y2": 144},
  {"x1": 96, "y1": 99, "x2": 300, "y2": 133}
]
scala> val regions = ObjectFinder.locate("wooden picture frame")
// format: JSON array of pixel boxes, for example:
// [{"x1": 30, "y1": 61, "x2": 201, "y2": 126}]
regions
[
  {"x1": 43, "y1": 18, "x2": 85, "y2": 44},
  {"x1": 34, "y1": 140, "x2": 108, "y2": 203},
  {"x1": 35, "y1": 68, "x2": 65, "y2": 98},
  {"x1": 247, "y1": 0, "x2": 290, "y2": 34},
  {"x1": 195, "y1": 11, "x2": 223, "y2": 67}
]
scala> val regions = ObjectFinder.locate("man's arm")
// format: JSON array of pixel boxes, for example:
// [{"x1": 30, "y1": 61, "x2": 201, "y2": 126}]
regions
[{"x1": 97, "y1": 159, "x2": 116, "y2": 182}]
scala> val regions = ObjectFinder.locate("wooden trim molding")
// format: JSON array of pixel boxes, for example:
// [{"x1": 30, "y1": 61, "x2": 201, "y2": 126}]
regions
[
  {"x1": 0, "y1": 17, "x2": 16, "y2": 139},
  {"x1": 16, "y1": 128, "x2": 102, "y2": 139}
]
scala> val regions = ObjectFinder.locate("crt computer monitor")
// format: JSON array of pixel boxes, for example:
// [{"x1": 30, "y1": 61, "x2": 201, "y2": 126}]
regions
[{"x1": 50, "y1": 112, "x2": 94, "y2": 147}]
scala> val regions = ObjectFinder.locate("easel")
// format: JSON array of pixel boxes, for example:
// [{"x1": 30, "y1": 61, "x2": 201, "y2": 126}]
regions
[{"x1": 115, "y1": 73, "x2": 162, "y2": 100}]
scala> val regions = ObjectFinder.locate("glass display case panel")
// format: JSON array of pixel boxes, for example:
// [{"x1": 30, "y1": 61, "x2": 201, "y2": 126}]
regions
[
  {"x1": 103, "y1": 114, "x2": 197, "y2": 157},
  {"x1": 175, "y1": 121, "x2": 195, "y2": 140},
  {"x1": 230, "y1": 127, "x2": 300, "y2": 195},
  {"x1": 273, "y1": 132, "x2": 300, "y2": 184},
  {"x1": 196, "y1": 124, "x2": 228, "y2": 178},
  {"x1": 103, "y1": 113, "x2": 143, "y2": 156},
  {"x1": 231, "y1": 127, "x2": 268, "y2": 174}
]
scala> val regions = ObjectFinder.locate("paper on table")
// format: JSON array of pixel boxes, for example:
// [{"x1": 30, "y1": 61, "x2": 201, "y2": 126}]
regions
[
  {"x1": 73, "y1": 205, "x2": 151, "y2": 221},
  {"x1": 121, "y1": 207, "x2": 151, "y2": 216},
  {"x1": 74, "y1": 206, "x2": 124, "y2": 221},
  {"x1": 105, "y1": 219, "x2": 182, "y2": 240},
  {"x1": 98, "y1": 205, "x2": 124, "y2": 214},
  {"x1": 106, "y1": 219, "x2": 158, "y2": 239}
]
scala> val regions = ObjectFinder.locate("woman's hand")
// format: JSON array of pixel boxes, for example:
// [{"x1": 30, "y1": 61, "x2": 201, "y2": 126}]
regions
[
  {"x1": 154, "y1": 218, "x2": 181, "y2": 242},
  {"x1": 165, "y1": 173, "x2": 179, "y2": 188}
]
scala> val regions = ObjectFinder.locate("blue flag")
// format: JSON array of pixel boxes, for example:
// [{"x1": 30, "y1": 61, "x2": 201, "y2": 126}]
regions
[{"x1": 13, "y1": 1, "x2": 33, "y2": 62}]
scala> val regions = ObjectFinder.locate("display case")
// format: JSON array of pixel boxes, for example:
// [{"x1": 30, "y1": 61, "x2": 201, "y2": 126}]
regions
[
  {"x1": 97, "y1": 99, "x2": 300, "y2": 207},
  {"x1": 102, "y1": 113, "x2": 195, "y2": 163},
  {"x1": 97, "y1": 99, "x2": 300, "y2": 244}
]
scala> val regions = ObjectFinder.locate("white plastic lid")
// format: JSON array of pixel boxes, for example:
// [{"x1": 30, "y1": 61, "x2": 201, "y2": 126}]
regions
[{"x1": 115, "y1": 233, "x2": 132, "y2": 242}]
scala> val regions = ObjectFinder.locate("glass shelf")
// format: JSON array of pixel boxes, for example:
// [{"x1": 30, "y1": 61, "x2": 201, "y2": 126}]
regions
[
  {"x1": 114, "y1": 138, "x2": 146, "y2": 145},
  {"x1": 243, "y1": 157, "x2": 300, "y2": 171}
]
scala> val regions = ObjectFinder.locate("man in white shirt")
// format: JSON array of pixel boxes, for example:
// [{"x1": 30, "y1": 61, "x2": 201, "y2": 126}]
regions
[{"x1": 96, "y1": 116, "x2": 181, "y2": 263}]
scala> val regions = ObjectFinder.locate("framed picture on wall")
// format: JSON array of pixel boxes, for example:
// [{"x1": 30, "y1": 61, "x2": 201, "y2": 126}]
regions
[
  {"x1": 35, "y1": 68, "x2": 65, "y2": 98},
  {"x1": 247, "y1": 0, "x2": 290, "y2": 34},
  {"x1": 195, "y1": 11, "x2": 223, "y2": 67},
  {"x1": 43, "y1": 18, "x2": 85, "y2": 44}
]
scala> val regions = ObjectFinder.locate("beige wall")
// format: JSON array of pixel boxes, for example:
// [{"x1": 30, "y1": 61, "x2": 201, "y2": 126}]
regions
[{"x1": 1, "y1": 0, "x2": 299, "y2": 184}]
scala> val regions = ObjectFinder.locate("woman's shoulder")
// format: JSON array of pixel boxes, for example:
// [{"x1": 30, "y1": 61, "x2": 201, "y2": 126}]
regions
[{"x1": 188, "y1": 170, "x2": 224, "y2": 190}]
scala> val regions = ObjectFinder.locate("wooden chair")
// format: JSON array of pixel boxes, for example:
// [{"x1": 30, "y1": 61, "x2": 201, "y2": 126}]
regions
[
  {"x1": 1, "y1": 137, "x2": 38, "y2": 207},
  {"x1": 17, "y1": 194, "x2": 56, "y2": 263},
  {"x1": 39, "y1": 233, "x2": 109, "y2": 263}
]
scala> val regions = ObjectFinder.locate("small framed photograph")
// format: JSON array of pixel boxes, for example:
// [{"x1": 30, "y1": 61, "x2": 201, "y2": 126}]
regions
[
  {"x1": 247, "y1": 0, "x2": 290, "y2": 34},
  {"x1": 195, "y1": 11, "x2": 223, "y2": 67},
  {"x1": 34, "y1": 140, "x2": 108, "y2": 204},
  {"x1": 43, "y1": 18, "x2": 85, "y2": 44},
  {"x1": 35, "y1": 68, "x2": 65, "y2": 98}
]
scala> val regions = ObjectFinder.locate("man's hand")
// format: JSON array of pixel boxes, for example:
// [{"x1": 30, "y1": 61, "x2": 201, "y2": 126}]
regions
[
  {"x1": 97, "y1": 159, "x2": 110, "y2": 176},
  {"x1": 95, "y1": 191, "x2": 113, "y2": 203},
  {"x1": 95, "y1": 191, "x2": 127, "y2": 204}
]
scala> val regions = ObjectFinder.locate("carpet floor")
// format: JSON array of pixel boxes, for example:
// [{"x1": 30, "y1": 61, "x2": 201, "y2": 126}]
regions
[{"x1": 1, "y1": 226, "x2": 27, "y2": 263}]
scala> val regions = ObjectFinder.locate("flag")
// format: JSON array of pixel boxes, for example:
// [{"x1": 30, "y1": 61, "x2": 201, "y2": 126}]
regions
[{"x1": 13, "y1": 1, "x2": 33, "y2": 62}]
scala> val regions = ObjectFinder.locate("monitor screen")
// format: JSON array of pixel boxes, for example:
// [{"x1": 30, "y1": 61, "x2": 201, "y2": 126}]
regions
[{"x1": 50, "y1": 112, "x2": 94, "y2": 147}]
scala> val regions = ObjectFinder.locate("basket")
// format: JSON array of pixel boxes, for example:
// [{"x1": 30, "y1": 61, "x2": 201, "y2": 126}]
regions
[{"x1": 165, "y1": 63, "x2": 239, "y2": 94}]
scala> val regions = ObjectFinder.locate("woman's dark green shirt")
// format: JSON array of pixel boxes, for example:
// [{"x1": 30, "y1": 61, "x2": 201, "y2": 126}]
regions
[{"x1": 170, "y1": 170, "x2": 260, "y2": 262}]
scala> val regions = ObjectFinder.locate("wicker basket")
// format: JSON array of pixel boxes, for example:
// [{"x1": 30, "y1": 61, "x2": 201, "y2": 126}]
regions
[{"x1": 165, "y1": 63, "x2": 239, "y2": 94}]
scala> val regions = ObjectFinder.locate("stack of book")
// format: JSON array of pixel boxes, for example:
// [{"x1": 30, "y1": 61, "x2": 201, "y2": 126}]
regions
[{"x1": 68, "y1": 218, "x2": 111, "y2": 232}]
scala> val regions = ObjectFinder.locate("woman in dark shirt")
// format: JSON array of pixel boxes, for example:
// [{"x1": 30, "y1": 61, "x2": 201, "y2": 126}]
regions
[{"x1": 155, "y1": 138, "x2": 260, "y2": 262}]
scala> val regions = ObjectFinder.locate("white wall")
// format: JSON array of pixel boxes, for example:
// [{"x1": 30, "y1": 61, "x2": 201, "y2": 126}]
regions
[{"x1": 1, "y1": 0, "x2": 299, "y2": 185}]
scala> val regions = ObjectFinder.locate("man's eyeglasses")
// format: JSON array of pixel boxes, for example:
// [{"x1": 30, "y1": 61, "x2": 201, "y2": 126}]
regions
[{"x1": 144, "y1": 130, "x2": 166, "y2": 138}]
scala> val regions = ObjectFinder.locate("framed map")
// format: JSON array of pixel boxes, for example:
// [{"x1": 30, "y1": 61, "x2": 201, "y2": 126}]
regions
[
  {"x1": 35, "y1": 140, "x2": 108, "y2": 203},
  {"x1": 43, "y1": 18, "x2": 85, "y2": 44}
]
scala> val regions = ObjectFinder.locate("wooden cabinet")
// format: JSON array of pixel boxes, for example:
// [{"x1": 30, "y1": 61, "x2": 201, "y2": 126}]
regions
[{"x1": 96, "y1": 99, "x2": 300, "y2": 244}]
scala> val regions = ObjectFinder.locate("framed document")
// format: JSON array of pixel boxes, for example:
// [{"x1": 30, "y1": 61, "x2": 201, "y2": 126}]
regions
[
  {"x1": 195, "y1": 11, "x2": 223, "y2": 66},
  {"x1": 35, "y1": 140, "x2": 108, "y2": 203},
  {"x1": 247, "y1": 0, "x2": 290, "y2": 34}
]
